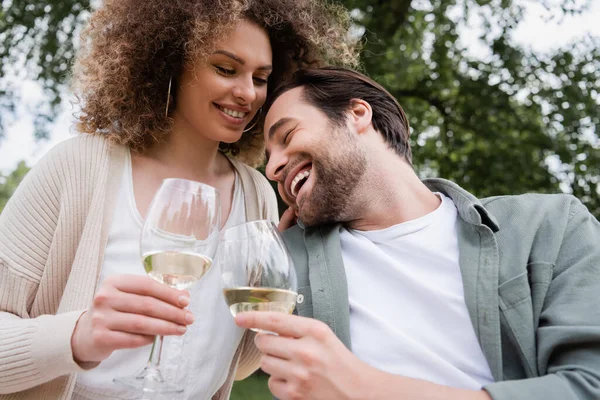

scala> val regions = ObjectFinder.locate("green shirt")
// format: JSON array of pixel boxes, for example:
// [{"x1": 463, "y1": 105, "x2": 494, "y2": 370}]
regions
[{"x1": 282, "y1": 178, "x2": 600, "y2": 400}]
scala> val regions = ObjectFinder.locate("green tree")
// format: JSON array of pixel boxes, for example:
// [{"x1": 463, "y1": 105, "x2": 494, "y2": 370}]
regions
[
  {"x1": 0, "y1": 2, "x2": 598, "y2": 397},
  {"x1": 0, "y1": 0, "x2": 91, "y2": 139},
  {"x1": 0, "y1": 161, "x2": 31, "y2": 213},
  {"x1": 343, "y1": 0, "x2": 600, "y2": 216},
  {"x1": 1, "y1": 0, "x2": 599, "y2": 217}
]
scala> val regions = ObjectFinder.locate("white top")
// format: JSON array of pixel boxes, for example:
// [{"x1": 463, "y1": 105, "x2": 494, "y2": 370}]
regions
[
  {"x1": 340, "y1": 193, "x2": 494, "y2": 390},
  {"x1": 75, "y1": 150, "x2": 247, "y2": 400}
]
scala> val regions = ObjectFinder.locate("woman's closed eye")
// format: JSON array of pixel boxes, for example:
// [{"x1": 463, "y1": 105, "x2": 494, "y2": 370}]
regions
[
  {"x1": 215, "y1": 66, "x2": 235, "y2": 76},
  {"x1": 253, "y1": 76, "x2": 268, "y2": 86},
  {"x1": 216, "y1": 65, "x2": 268, "y2": 86}
]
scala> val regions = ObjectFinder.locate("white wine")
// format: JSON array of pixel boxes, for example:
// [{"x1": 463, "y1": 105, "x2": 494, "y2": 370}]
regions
[
  {"x1": 223, "y1": 287, "x2": 298, "y2": 317},
  {"x1": 143, "y1": 251, "x2": 212, "y2": 289}
]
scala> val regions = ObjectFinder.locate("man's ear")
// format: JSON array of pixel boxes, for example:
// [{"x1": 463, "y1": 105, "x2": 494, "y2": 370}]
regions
[{"x1": 348, "y1": 99, "x2": 373, "y2": 134}]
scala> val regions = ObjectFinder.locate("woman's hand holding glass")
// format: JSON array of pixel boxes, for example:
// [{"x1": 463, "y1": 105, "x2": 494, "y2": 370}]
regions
[
  {"x1": 113, "y1": 178, "x2": 221, "y2": 394},
  {"x1": 71, "y1": 274, "x2": 192, "y2": 366}
]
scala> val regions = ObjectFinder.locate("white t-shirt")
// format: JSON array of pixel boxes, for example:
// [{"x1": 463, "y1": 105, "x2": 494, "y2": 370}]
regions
[
  {"x1": 74, "y1": 150, "x2": 247, "y2": 400},
  {"x1": 340, "y1": 193, "x2": 494, "y2": 390}
]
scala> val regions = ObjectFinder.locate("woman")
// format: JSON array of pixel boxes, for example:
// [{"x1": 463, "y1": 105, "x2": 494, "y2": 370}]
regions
[{"x1": 0, "y1": 0, "x2": 358, "y2": 398}]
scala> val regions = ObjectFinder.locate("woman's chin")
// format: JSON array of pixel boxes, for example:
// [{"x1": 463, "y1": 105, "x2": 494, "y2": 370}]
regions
[{"x1": 217, "y1": 131, "x2": 245, "y2": 144}]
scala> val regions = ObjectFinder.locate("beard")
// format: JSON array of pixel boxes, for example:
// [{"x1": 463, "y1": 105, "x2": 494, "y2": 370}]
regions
[{"x1": 297, "y1": 130, "x2": 367, "y2": 227}]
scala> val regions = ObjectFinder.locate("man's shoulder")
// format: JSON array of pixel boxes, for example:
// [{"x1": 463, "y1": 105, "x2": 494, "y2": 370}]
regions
[
  {"x1": 480, "y1": 192, "x2": 586, "y2": 221},
  {"x1": 426, "y1": 178, "x2": 587, "y2": 223},
  {"x1": 478, "y1": 192, "x2": 593, "y2": 268}
]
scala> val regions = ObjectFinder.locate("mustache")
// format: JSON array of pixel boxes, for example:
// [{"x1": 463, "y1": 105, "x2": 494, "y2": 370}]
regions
[{"x1": 280, "y1": 152, "x2": 312, "y2": 184}]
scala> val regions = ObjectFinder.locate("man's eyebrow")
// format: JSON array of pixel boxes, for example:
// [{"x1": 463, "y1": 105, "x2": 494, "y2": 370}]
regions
[
  {"x1": 213, "y1": 50, "x2": 272, "y2": 71},
  {"x1": 265, "y1": 117, "x2": 296, "y2": 161},
  {"x1": 268, "y1": 117, "x2": 295, "y2": 140}
]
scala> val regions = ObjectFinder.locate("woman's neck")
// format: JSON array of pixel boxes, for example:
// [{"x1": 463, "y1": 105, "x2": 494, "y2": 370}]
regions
[
  {"x1": 140, "y1": 115, "x2": 226, "y2": 181},
  {"x1": 130, "y1": 119, "x2": 235, "y2": 220}
]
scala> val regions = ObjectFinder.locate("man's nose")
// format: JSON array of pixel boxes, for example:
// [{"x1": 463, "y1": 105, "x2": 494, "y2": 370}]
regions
[{"x1": 265, "y1": 152, "x2": 287, "y2": 181}]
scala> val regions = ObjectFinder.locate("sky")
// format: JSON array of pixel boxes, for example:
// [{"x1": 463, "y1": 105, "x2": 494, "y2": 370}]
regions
[{"x1": 1, "y1": 0, "x2": 599, "y2": 174}]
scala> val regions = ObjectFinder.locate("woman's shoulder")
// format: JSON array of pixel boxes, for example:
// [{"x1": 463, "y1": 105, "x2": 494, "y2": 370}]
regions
[
  {"x1": 39, "y1": 134, "x2": 124, "y2": 167},
  {"x1": 24, "y1": 134, "x2": 125, "y2": 190},
  {"x1": 227, "y1": 157, "x2": 268, "y2": 187},
  {"x1": 46, "y1": 134, "x2": 113, "y2": 156},
  {"x1": 227, "y1": 157, "x2": 279, "y2": 222}
]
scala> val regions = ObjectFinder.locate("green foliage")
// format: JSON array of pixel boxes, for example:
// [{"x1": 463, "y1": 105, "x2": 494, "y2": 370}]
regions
[
  {"x1": 341, "y1": 0, "x2": 600, "y2": 216},
  {"x1": 0, "y1": 0, "x2": 92, "y2": 139},
  {"x1": 0, "y1": 161, "x2": 30, "y2": 213},
  {"x1": 230, "y1": 373, "x2": 271, "y2": 400},
  {"x1": 0, "y1": 0, "x2": 599, "y2": 218},
  {"x1": 0, "y1": 2, "x2": 598, "y2": 397}
]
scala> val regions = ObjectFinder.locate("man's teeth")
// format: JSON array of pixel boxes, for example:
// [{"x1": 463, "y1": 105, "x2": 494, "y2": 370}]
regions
[
  {"x1": 291, "y1": 170, "x2": 311, "y2": 197},
  {"x1": 219, "y1": 106, "x2": 247, "y2": 119}
]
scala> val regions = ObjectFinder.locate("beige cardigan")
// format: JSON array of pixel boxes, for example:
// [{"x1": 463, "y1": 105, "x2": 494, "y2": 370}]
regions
[{"x1": 0, "y1": 135, "x2": 279, "y2": 399}]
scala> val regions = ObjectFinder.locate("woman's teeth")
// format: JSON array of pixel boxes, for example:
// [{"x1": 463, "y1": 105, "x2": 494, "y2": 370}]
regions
[
  {"x1": 291, "y1": 170, "x2": 311, "y2": 197},
  {"x1": 219, "y1": 106, "x2": 246, "y2": 119}
]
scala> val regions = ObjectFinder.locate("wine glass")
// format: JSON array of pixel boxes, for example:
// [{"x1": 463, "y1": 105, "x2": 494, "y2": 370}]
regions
[
  {"x1": 217, "y1": 220, "x2": 298, "y2": 332},
  {"x1": 114, "y1": 178, "x2": 221, "y2": 394}
]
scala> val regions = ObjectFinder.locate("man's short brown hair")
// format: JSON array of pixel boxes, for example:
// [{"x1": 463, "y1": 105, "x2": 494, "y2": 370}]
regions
[{"x1": 264, "y1": 67, "x2": 412, "y2": 163}]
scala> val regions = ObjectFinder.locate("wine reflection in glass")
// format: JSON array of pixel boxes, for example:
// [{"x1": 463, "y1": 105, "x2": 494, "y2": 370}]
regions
[{"x1": 217, "y1": 220, "x2": 298, "y2": 333}]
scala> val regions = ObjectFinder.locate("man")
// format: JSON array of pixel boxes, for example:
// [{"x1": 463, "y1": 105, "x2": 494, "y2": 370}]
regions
[{"x1": 234, "y1": 67, "x2": 600, "y2": 400}]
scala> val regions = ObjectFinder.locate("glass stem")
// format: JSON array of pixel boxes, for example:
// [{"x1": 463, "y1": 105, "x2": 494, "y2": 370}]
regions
[{"x1": 147, "y1": 335, "x2": 164, "y2": 369}]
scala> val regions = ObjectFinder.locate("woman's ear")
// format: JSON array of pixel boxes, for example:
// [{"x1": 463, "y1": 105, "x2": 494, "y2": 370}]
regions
[{"x1": 348, "y1": 99, "x2": 373, "y2": 134}]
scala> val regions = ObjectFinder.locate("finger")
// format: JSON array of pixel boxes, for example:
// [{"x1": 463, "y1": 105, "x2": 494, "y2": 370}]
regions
[
  {"x1": 268, "y1": 377, "x2": 289, "y2": 400},
  {"x1": 109, "y1": 291, "x2": 194, "y2": 326},
  {"x1": 254, "y1": 332, "x2": 295, "y2": 360},
  {"x1": 105, "y1": 275, "x2": 190, "y2": 307},
  {"x1": 101, "y1": 330, "x2": 155, "y2": 351},
  {"x1": 236, "y1": 312, "x2": 320, "y2": 338},
  {"x1": 260, "y1": 354, "x2": 296, "y2": 381},
  {"x1": 278, "y1": 207, "x2": 298, "y2": 231},
  {"x1": 102, "y1": 311, "x2": 188, "y2": 336}
]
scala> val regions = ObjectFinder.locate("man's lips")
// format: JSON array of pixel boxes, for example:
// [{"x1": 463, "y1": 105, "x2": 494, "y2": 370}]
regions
[
  {"x1": 291, "y1": 169, "x2": 311, "y2": 197},
  {"x1": 283, "y1": 162, "x2": 312, "y2": 200}
]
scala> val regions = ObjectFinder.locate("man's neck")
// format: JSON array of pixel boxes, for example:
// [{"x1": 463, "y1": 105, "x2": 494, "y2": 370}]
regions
[{"x1": 345, "y1": 157, "x2": 440, "y2": 232}]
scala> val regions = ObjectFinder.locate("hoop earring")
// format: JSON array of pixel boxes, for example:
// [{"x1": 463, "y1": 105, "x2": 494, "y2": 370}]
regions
[
  {"x1": 165, "y1": 77, "x2": 172, "y2": 118},
  {"x1": 243, "y1": 108, "x2": 262, "y2": 133}
]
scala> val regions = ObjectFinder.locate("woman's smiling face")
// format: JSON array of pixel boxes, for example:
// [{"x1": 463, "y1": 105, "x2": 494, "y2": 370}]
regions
[{"x1": 173, "y1": 19, "x2": 272, "y2": 144}]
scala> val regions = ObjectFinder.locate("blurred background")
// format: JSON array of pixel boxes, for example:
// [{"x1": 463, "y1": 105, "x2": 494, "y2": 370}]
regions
[{"x1": 1, "y1": 0, "x2": 599, "y2": 397}]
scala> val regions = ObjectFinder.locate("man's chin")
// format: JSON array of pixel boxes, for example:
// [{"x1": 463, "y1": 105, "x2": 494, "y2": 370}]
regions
[
  {"x1": 297, "y1": 206, "x2": 329, "y2": 228},
  {"x1": 296, "y1": 204, "x2": 316, "y2": 227},
  {"x1": 296, "y1": 195, "x2": 338, "y2": 227}
]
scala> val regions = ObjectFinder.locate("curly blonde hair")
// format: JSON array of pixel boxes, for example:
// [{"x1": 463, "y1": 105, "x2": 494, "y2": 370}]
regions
[{"x1": 72, "y1": 0, "x2": 359, "y2": 166}]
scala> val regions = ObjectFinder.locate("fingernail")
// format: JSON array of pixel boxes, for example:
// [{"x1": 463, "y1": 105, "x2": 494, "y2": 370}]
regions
[
  {"x1": 185, "y1": 312, "x2": 195, "y2": 324},
  {"x1": 234, "y1": 313, "x2": 247, "y2": 324},
  {"x1": 178, "y1": 326, "x2": 187, "y2": 334},
  {"x1": 179, "y1": 296, "x2": 190, "y2": 307}
]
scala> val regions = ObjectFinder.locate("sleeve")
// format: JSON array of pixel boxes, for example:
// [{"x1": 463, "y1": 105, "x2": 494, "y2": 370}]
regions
[
  {"x1": 252, "y1": 169, "x2": 279, "y2": 224},
  {"x1": 234, "y1": 331, "x2": 262, "y2": 381},
  {"x1": 0, "y1": 141, "x2": 90, "y2": 394},
  {"x1": 484, "y1": 198, "x2": 600, "y2": 400},
  {"x1": 233, "y1": 169, "x2": 277, "y2": 379},
  {"x1": 211, "y1": 331, "x2": 262, "y2": 399},
  {"x1": 223, "y1": 166, "x2": 279, "y2": 381}
]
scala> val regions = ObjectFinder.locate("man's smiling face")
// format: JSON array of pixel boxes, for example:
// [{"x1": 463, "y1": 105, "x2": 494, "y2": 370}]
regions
[{"x1": 263, "y1": 87, "x2": 366, "y2": 227}]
